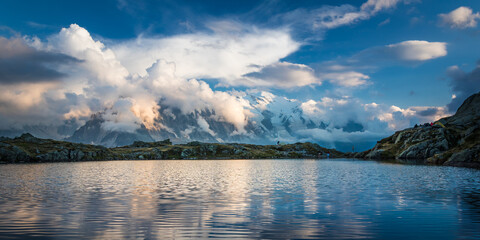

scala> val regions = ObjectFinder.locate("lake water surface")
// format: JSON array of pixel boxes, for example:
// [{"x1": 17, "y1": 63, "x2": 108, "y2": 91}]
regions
[{"x1": 1, "y1": 159, "x2": 480, "y2": 239}]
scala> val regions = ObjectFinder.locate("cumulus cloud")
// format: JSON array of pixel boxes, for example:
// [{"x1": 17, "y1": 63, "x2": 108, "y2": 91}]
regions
[
  {"x1": 0, "y1": 24, "x2": 255, "y2": 134},
  {"x1": 439, "y1": 6, "x2": 480, "y2": 29},
  {"x1": 48, "y1": 24, "x2": 130, "y2": 87},
  {"x1": 143, "y1": 59, "x2": 253, "y2": 132},
  {"x1": 299, "y1": 97, "x2": 390, "y2": 133},
  {"x1": 388, "y1": 105, "x2": 449, "y2": 128},
  {"x1": 44, "y1": 24, "x2": 162, "y2": 131},
  {"x1": 446, "y1": 63, "x2": 480, "y2": 112},
  {"x1": 242, "y1": 62, "x2": 319, "y2": 88},
  {"x1": 102, "y1": 98, "x2": 144, "y2": 133},
  {"x1": 354, "y1": 40, "x2": 447, "y2": 62}
]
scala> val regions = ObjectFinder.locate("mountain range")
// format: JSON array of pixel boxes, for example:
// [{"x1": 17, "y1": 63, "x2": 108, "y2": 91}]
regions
[{"x1": 0, "y1": 92, "x2": 375, "y2": 152}]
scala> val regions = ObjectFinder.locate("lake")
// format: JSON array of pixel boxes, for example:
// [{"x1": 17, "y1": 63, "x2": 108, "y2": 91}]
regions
[{"x1": 0, "y1": 159, "x2": 479, "y2": 239}]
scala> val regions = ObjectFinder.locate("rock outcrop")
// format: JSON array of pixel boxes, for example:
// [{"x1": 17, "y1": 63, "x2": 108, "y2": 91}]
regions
[
  {"x1": 0, "y1": 133, "x2": 114, "y2": 163},
  {"x1": 356, "y1": 92, "x2": 480, "y2": 168},
  {"x1": 0, "y1": 134, "x2": 344, "y2": 163}
]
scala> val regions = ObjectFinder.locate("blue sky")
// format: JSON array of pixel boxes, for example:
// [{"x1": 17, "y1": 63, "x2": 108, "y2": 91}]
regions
[
  {"x1": 2, "y1": 0, "x2": 476, "y2": 106},
  {"x1": 1, "y1": 0, "x2": 480, "y2": 148}
]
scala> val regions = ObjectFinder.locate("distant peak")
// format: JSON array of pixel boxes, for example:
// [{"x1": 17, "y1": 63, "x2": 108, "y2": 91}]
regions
[{"x1": 19, "y1": 133, "x2": 34, "y2": 139}]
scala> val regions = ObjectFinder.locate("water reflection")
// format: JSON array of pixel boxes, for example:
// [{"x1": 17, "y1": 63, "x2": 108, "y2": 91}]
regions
[{"x1": 0, "y1": 159, "x2": 480, "y2": 239}]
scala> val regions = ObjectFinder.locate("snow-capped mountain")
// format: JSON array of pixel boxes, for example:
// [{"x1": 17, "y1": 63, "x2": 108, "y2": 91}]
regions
[
  {"x1": 3, "y1": 91, "x2": 374, "y2": 151},
  {"x1": 63, "y1": 91, "x2": 372, "y2": 151}
]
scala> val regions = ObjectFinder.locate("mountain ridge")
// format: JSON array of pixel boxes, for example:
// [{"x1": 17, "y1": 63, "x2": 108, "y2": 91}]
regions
[{"x1": 0, "y1": 133, "x2": 344, "y2": 163}]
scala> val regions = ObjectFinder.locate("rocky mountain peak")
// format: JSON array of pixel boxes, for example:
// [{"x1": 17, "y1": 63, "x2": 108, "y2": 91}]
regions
[
  {"x1": 357, "y1": 91, "x2": 480, "y2": 168},
  {"x1": 447, "y1": 91, "x2": 480, "y2": 126}
]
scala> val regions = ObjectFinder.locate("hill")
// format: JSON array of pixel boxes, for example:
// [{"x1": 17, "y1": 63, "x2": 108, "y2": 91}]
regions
[{"x1": 0, "y1": 133, "x2": 344, "y2": 163}]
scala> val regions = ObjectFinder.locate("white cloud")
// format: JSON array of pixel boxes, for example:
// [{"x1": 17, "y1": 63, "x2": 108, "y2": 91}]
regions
[
  {"x1": 0, "y1": 24, "x2": 259, "y2": 134},
  {"x1": 439, "y1": 6, "x2": 480, "y2": 29},
  {"x1": 386, "y1": 40, "x2": 447, "y2": 61},
  {"x1": 378, "y1": 18, "x2": 391, "y2": 26},
  {"x1": 241, "y1": 91, "x2": 452, "y2": 150},
  {"x1": 143, "y1": 59, "x2": 253, "y2": 132},
  {"x1": 197, "y1": 116, "x2": 216, "y2": 136},
  {"x1": 242, "y1": 62, "x2": 319, "y2": 88},
  {"x1": 354, "y1": 40, "x2": 447, "y2": 62},
  {"x1": 281, "y1": 0, "x2": 407, "y2": 34},
  {"x1": 361, "y1": 0, "x2": 401, "y2": 14},
  {"x1": 48, "y1": 24, "x2": 129, "y2": 87},
  {"x1": 102, "y1": 98, "x2": 143, "y2": 133},
  {"x1": 0, "y1": 82, "x2": 60, "y2": 127},
  {"x1": 44, "y1": 24, "x2": 161, "y2": 131},
  {"x1": 296, "y1": 128, "x2": 387, "y2": 147},
  {"x1": 299, "y1": 96, "x2": 447, "y2": 133},
  {"x1": 312, "y1": 40, "x2": 445, "y2": 87},
  {"x1": 311, "y1": 5, "x2": 369, "y2": 29},
  {"x1": 0, "y1": 19, "x2": 452, "y2": 148},
  {"x1": 321, "y1": 71, "x2": 370, "y2": 87},
  {"x1": 47, "y1": 24, "x2": 255, "y2": 133},
  {"x1": 111, "y1": 22, "x2": 300, "y2": 86}
]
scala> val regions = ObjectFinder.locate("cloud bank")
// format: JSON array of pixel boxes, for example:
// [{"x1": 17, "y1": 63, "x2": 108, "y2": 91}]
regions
[{"x1": 249, "y1": 93, "x2": 449, "y2": 149}]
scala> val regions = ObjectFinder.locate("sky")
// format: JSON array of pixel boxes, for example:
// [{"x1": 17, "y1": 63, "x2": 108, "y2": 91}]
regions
[{"x1": 1, "y1": 0, "x2": 480, "y2": 148}]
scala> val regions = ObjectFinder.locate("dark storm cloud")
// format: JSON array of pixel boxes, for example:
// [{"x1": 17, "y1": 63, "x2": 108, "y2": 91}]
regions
[
  {"x1": 446, "y1": 63, "x2": 480, "y2": 112},
  {"x1": 0, "y1": 37, "x2": 79, "y2": 84}
]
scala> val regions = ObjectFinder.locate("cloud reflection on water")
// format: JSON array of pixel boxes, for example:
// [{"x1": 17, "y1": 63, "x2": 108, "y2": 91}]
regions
[{"x1": 0, "y1": 159, "x2": 480, "y2": 239}]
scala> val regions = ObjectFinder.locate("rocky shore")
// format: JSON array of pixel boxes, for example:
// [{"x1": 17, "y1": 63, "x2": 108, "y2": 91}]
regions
[
  {"x1": 353, "y1": 92, "x2": 480, "y2": 168},
  {"x1": 0, "y1": 133, "x2": 344, "y2": 163}
]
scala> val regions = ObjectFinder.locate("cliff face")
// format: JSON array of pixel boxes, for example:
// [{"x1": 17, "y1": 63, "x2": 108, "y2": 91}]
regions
[{"x1": 356, "y1": 92, "x2": 480, "y2": 168}]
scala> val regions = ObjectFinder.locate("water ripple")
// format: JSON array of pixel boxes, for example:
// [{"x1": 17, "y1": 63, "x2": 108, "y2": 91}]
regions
[{"x1": 0, "y1": 159, "x2": 479, "y2": 239}]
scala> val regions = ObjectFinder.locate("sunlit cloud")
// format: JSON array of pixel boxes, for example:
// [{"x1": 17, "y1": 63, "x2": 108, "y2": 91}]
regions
[{"x1": 439, "y1": 6, "x2": 480, "y2": 29}]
